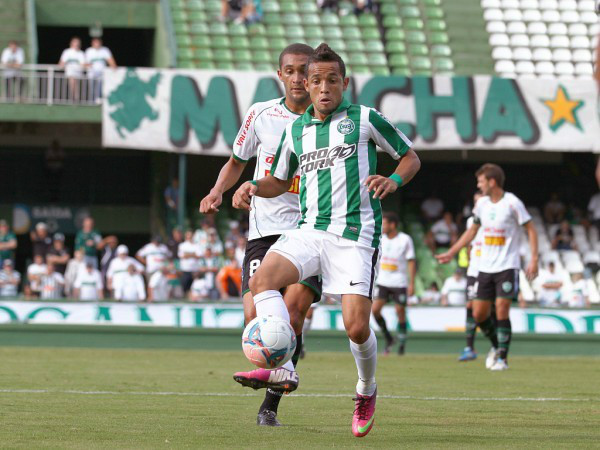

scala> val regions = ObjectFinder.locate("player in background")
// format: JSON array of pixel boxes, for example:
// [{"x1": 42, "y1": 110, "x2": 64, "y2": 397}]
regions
[
  {"x1": 437, "y1": 164, "x2": 538, "y2": 371},
  {"x1": 372, "y1": 211, "x2": 415, "y2": 355},
  {"x1": 232, "y1": 44, "x2": 421, "y2": 437},
  {"x1": 199, "y1": 44, "x2": 320, "y2": 427}
]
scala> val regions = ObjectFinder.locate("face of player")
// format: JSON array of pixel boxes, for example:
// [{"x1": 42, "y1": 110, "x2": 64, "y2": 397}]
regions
[
  {"x1": 305, "y1": 61, "x2": 349, "y2": 120},
  {"x1": 278, "y1": 53, "x2": 310, "y2": 107},
  {"x1": 476, "y1": 174, "x2": 492, "y2": 196}
]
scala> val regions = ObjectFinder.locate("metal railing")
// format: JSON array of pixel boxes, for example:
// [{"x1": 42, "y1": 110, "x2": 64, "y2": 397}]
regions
[{"x1": 0, "y1": 64, "x2": 104, "y2": 106}]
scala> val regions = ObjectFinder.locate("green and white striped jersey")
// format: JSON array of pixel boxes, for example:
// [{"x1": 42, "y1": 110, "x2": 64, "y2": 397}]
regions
[{"x1": 270, "y1": 99, "x2": 412, "y2": 248}]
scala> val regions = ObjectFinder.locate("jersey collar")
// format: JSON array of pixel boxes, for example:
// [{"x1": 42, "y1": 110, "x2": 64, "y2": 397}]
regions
[
  {"x1": 301, "y1": 98, "x2": 351, "y2": 126},
  {"x1": 279, "y1": 97, "x2": 301, "y2": 116}
]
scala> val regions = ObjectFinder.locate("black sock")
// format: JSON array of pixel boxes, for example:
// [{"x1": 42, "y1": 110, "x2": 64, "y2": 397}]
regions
[
  {"x1": 397, "y1": 322, "x2": 407, "y2": 347},
  {"x1": 466, "y1": 307, "x2": 476, "y2": 349},
  {"x1": 496, "y1": 319, "x2": 511, "y2": 360},
  {"x1": 259, "y1": 334, "x2": 302, "y2": 415},
  {"x1": 375, "y1": 316, "x2": 393, "y2": 343},
  {"x1": 491, "y1": 304, "x2": 498, "y2": 329},
  {"x1": 477, "y1": 316, "x2": 498, "y2": 349}
]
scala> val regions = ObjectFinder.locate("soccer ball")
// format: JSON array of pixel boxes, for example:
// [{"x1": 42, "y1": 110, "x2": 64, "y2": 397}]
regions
[{"x1": 242, "y1": 315, "x2": 297, "y2": 369}]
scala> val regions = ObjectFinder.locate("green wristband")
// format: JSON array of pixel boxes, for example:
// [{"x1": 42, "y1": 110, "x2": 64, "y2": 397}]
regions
[
  {"x1": 249, "y1": 180, "x2": 258, "y2": 186},
  {"x1": 389, "y1": 174, "x2": 403, "y2": 187}
]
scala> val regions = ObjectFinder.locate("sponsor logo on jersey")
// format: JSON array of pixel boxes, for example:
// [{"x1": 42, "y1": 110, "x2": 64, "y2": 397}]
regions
[
  {"x1": 236, "y1": 110, "x2": 255, "y2": 147},
  {"x1": 484, "y1": 236, "x2": 506, "y2": 246},
  {"x1": 298, "y1": 143, "x2": 357, "y2": 175},
  {"x1": 337, "y1": 118, "x2": 355, "y2": 135},
  {"x1": 264, "y1": 170, "x2": 300, "y2": 194}
]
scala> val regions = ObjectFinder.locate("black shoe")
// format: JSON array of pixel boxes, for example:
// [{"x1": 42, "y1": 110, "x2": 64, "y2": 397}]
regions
[
  {"x1": 257, "y1": 409, "x2": 282, "y2": 427},
  {"x1": 398, "y1": 344, "x2": 405, "y2": 355},
  {"x1": 383, "y1": 337, "x2": 395, "y2": 355}
]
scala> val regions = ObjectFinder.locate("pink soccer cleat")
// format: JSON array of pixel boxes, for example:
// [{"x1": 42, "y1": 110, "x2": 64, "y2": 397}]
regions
[
  {"x1": 352, "y1": 388, "x2": 377, "y2": 437},
  {"x1": 233, "y1": 368, "x2": 299, "y2": 393}
]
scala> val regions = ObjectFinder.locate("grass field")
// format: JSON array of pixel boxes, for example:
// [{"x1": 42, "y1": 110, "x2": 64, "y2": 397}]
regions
[{"x1": 1, "y1": 330, "x2": 599, "y2": 449}]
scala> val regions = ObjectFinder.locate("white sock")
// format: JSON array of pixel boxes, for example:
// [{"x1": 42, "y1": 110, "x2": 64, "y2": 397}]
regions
[
  {"x1": 302, "y1": 317, "x2": 312, "y2": 335},
  {"x1": 349, "y1": 329, "x2": 377, "y2": 396},
  {"x1": 253, "y1": 290, "x2": 295, "y2": 372}
]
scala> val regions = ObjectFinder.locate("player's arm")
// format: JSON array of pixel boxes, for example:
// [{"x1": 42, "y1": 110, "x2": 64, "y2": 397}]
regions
[
  {"x1": 524, "y1": 221, "x2": 539, "y2": 281},
  {"x1": 436, "y1": 223, "x2": 480, "y2": 264},
  {"x1": 407, "y1": 259, "x2": 416, "y2": 297},
  {"x1": 365, "y1": 108, "x2": 420, "y2": 199},
  {"x1": 200, "y1": 157, "x2": 247, "y2": 213}
]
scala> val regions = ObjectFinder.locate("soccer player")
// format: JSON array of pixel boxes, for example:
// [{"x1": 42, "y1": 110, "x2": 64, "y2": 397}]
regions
[
  {"x1": 232, "y1": 43, "x2": 420, "y2": 437},
  {"x1": 436, "y1": 164, "x2": 538, "y2": 371},
  {"x1": 372, "y1": 212, "x2": 415, "y2": 355},
  {"x1": 199, "y1": 43, "x2": 321, "y2": 427}
]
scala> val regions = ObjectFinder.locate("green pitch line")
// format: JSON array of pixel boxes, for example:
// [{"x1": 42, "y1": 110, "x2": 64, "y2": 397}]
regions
[{"x1": 0, "y1": 324, "x2": 599, "y2": 356}]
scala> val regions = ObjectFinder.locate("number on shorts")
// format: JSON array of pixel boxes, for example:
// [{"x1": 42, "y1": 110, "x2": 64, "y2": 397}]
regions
[{"x1": 249, "y1": 259, "x2": 261, "y2": 277}]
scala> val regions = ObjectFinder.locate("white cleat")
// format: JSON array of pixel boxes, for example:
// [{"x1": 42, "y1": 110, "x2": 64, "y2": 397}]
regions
[
  {"x1": 485, "y1": 347, "x2": 498, "y2": 369},
  {"x1": 490, "y1": 358, "x2": 509, "y2": 371}
]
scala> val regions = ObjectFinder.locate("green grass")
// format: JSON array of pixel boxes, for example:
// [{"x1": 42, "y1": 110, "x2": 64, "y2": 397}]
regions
[{"x1": 0, "y1": 346, "x2": 599, "y2": 448}]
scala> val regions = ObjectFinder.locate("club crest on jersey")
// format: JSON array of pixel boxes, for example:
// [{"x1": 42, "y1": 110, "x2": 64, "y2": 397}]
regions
[
  {"x1": 337, "y1": 118, "x2": 355, "y2": 135},
  {"x1": 299, "y1": 143, "x2": 357, "y2": 175}
]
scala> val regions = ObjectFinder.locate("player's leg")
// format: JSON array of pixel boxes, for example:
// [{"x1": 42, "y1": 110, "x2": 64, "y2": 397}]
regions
[
  {"x1": 490, "y1": 269, "x2": 518, "y2": 371},
  {"x1": 458, "y1": 299, "x2": 478, "y2": 361},
  {"x1": 395, "y1": 298, "x2": 407, "y2": 355},
  {"x1": 472, "y1": 272, "x2": 500, "y2": 368},
  {"x1": 372, "y1": 293, "x2": 394, "y2": 354}
]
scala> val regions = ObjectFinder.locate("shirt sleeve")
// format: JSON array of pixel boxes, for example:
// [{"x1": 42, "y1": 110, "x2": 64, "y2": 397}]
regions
[
  {"x1": 511, "y1": 196, "x2": 532, "y2": 226},
  {"x1": 232, "y1": 105, "x2": 260, "y2": 163},
  {"x1": 0, "y1": 49, "x2": 7, "y2": 64},
  {"x1": 59, "y1": 49, "x2": 68, "y2": 63},
  {"x1": 103, "y1": 47, "x2": 113, "y2": 60},
  {"x1": 472, "y1": 198, "x2": 484, "y2": 225},
  {"x1": 405, "y1": 235, "x2": 416, "y2": 260},
  {"x1": 137, "y1": 277, "x2": 146, "y2": 300},
  {"x1": 270, "y1": 127, "x2": 299, "y2": 181},
  {"x1": 368, "y1": 108, "x2": 412, "y2": 160},
  {"x1": 137, "y1": 245, "x2": 148, "y2": 258},
  {"x1": 441, "y1": 279, "x2": 450, "y2": 295}
]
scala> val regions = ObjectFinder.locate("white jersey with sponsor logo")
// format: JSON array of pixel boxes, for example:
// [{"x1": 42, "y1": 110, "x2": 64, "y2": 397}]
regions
[
  {"x1": 466, "y1": 216, "x2": 484, "y2": 277},
  {"x1": 377, "y1": 232, "x2": 415, "y2": 288},
  {"x1": 232, "y1": 97, "x2": 302, "y2": 241},
  {"x1": 84, "y1": 46, "x2": 113, "y2": 78},
  {"x1": 473, "y1": 192, "x2": 531, "y2": 273}
]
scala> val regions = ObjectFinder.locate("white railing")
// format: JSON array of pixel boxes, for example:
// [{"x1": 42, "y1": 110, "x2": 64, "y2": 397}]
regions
[{"x1": 0, "y1": 64, "x2": 104, "y2": 106}]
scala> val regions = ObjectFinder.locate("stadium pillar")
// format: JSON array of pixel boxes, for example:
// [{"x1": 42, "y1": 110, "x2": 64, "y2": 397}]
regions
[{"x1": 178, "y1": 152, "x2": 187, "y2": 230}]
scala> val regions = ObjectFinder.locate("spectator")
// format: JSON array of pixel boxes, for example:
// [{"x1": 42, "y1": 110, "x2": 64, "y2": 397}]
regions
[
  {"x1": 166, "y1": 227, "x2": 183, "y2": 259},
  {"x1": 25, "y1": 254, "x2": 47, "y2": 298},
  {"x1": 164, "y1": 178, "x2": 179, "y2": 232},
  {"x1": 427, "y1": 212, "x2": 458, "y2": 252},
  {"x1": 544, "y1": 193, "x2": 566, "y2": 224},
  {"x1": 136, "y1": 235, "x2": 171, "y2": 278},
  {"x1": 441, "y1": 269, "x2": 467, "y2": 306},
  {"x1": 30, "y1": 222, "x2": 52, "y2": 259},
  {"x1": 0, "y1": 259, "x2": 21, "y2": 298},
  {"x1": 73, "y1": 263, "x2": 103, "y2": 301},
  {"x1": 217, "y1": 247, "x2": 242, "y2": 298},
  {"x1": 148, "y1": 265, "x2": 171, "y2": 302},
  {"x1": 566, "y1": 270, "x2": 590, "y2": 308},
  {"x1": 1, "y1": 40, "x2": 24, "y2": 101},
  {"x1": 317, "y1": 0, "x2": 339, "y2": 12},
  {"x1": 535, "y1": 262, "x2": 564, "y2": 306},
  {"x1": 84, "y1": 37, "x2": 116, "y2": 102},
  {"x1": 205, "y1": 228, "x2": 224, "y2": 255},
  {"x1": 58, "y1": 37, "x2": 85, "y2": 101},
  {"x1": 114, "y1": 264, "x2": 146, "y2": 302},
  {"x1": 0, "y1": 219, "x2": 17, "y2": 266},
  {"x1": 234, "y1": 236, "x2": 246, "y2": 268},
  {"x1": 165, "y1": 261, "x2": 183, "y2": 299},
  {"x1": 39, "y1": 263, "x2": 64, "y2": 300},
  {"x1": 198, "y1": 247, "x2": 221, "y2": 299},
  {"x1": 75, "y1": 217, "x2": 102, "y2": 268},
  {"x1": 421, "y1": 193, "x2": 444, "y2": 223},
  {"x1": 189, "y1": 272, "x2": 209, "y2": 302},
  {"x1": 552, "y1": 220, "x2": 577, "y2": 251},
  {"x1": 420, "y1": 282, "x2": 441, "y2": 305},
  {"x1": 353, "y1": 0, "x2": 373, "y2": 14},
  {"x1": 587, "y1": 190, "x2": 600, "y2": 233},
  {"x1": 193, "y1": 219, "x2": 213, "y2": 249},
  {"x1": 64, "y1": 249, "x2": 85, "y2": 297},
  {"x1": 220, "y1": 0, "x2": 262, "y2": 24},
  {"x1": 106, "y1": 245, "x2": 144, "y2": 295},
  {"x1": 178, "y1": 229, "x2": 200, "y2": 293},
  {"x1": 99, "y1": 235, "x2": 119, "y2": 291},
  {"x1": 46, "y1": 233, "x2": 70, "y2": 275},
  {"x1": 225, "y1": 220, "x2": 242, "y2": 246}
]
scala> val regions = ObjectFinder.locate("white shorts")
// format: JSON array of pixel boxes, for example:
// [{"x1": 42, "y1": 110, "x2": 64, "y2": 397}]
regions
[{"x1": 267, "y1": 229, "x2": 380, "y2": 299}]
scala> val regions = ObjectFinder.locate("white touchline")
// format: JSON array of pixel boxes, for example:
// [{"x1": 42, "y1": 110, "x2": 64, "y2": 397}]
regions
[{"x1": 0, "y1": 389, "x2": 596, "y2": 402}]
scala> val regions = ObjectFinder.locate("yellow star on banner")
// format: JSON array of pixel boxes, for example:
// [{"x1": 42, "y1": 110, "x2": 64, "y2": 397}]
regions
[{"x1": 541, "y1": 85, "x2": 584, "y2": 132}]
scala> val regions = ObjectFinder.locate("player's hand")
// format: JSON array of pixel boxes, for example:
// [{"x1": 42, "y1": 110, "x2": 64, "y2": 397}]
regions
[
  {"x1": 364, "y1": 175, "x2": 398, "y2": 200},
  {"x1": 525, "y1": 260, "x2": 538, "y2": 281},
  {"x1": 199, "y1": 190, "x2": 222, "y2": 214},
  {"x1": 435, "y1": 252, "x2": 453, "y2": 264},
  {"x1": 232, "y1": 182, "x2": 257, "y2": 211},
  {"x1": 407, "y1": 284, "x2": 414, "y2": 297}
]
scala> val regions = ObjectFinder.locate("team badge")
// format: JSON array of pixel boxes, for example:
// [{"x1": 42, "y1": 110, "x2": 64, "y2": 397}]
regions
[
  {"x1": 502, "y1": 281, "x2": 513, "y2": 293},
  {"x1": 337, "y1": 118, "x2": 355, "y2": 135}
]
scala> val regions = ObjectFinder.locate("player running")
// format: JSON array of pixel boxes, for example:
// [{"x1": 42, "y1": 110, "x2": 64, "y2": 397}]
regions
[
  {"x1": 232, "y1": 44, "x2": 420, "y2": 437},
  {"x1": 199, "y1": 44, "x2": 321, "y2": 427},
  {"x1": 437, "y1": 164, "x2": 538, "y2": 371},
  {"x1": 372, "y1": 211, "x2": 415, "y2": 355}
]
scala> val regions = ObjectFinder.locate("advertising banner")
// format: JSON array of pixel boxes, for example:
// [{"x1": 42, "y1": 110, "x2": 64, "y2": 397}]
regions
[
  {"x1": 103, "y1": 68, "x2": 600, "y2": 154},
  {"x1": 1, "y1": 301, "x2": 599, "y2": 334}
]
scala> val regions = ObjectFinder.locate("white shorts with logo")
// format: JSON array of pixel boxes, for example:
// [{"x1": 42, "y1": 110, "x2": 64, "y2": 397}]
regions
[{"x1": 267, "y1": 229, "x2": 380, "y2": 299}]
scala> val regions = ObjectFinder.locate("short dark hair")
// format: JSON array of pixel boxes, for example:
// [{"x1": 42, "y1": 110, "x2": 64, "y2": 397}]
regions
[
  {"x1": 383, "y1": 211, "x2": 399, "y2": 225},
  {"x1": 278, "y1": 43, "x2": 313, "y2": 68},
  {"x1": 475, "y1": 163, "x2": 505, "y2": 188},
  {"x1": 307, "y1": 43, "x2": 346, "y2": 78}
]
